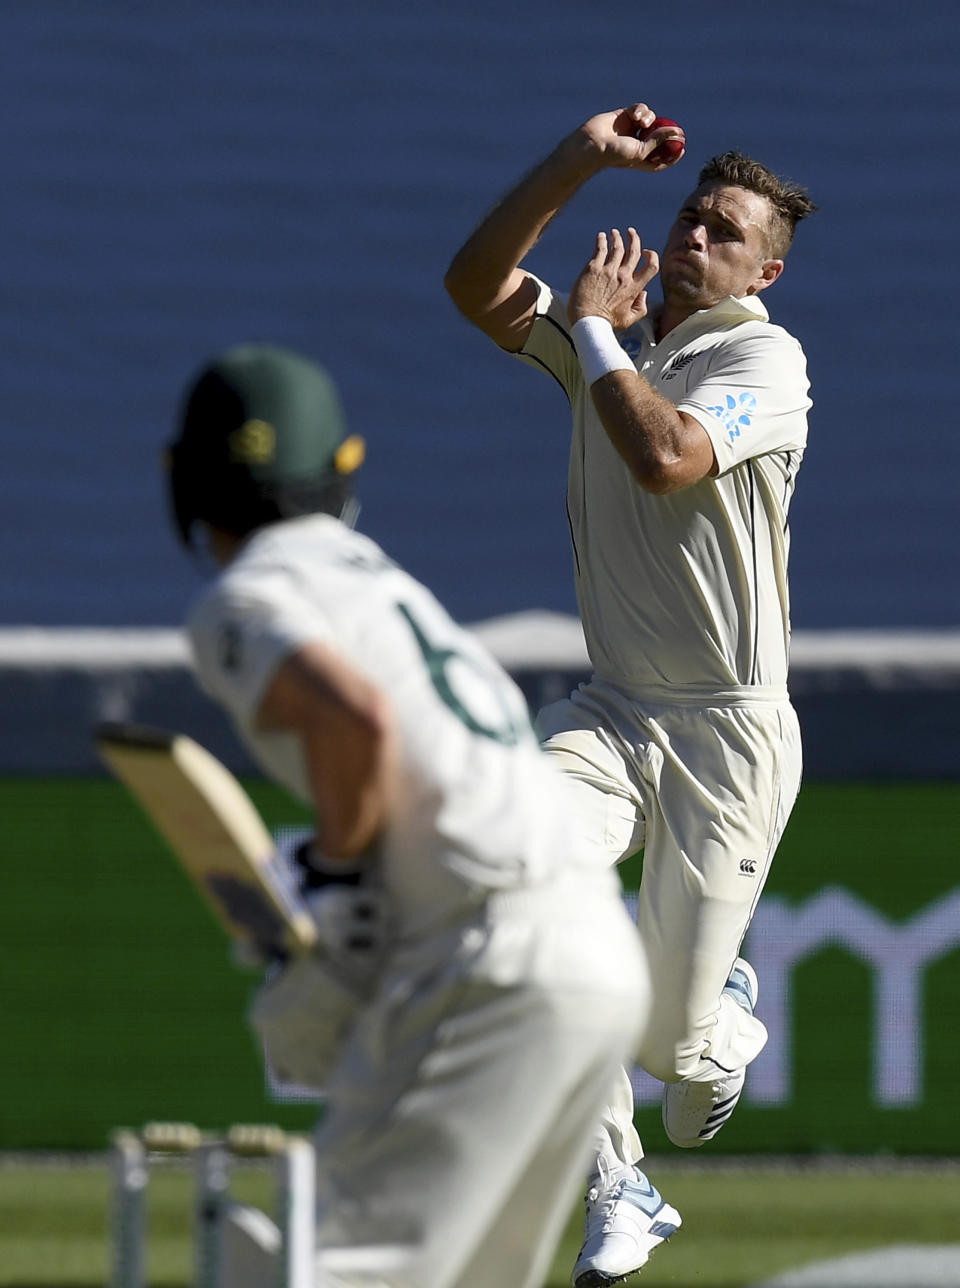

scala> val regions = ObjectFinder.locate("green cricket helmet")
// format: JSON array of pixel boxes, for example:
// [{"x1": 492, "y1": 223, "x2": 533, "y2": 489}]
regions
[{"x1": 167, "y1": 343, "x2": 365, "y2": 547}]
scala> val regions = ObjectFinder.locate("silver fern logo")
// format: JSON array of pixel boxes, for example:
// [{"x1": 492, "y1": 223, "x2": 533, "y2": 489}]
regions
[{"x1": 662, "y1": 351, "x2": 697, "y2": 380}]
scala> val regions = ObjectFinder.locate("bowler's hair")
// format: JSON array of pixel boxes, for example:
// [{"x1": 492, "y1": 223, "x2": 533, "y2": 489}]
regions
[{"x1": 698, "y1": 151, "x2": 817, "y2": 257}]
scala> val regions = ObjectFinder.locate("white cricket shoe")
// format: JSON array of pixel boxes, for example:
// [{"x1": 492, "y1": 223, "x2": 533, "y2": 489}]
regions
[
  {"x1": 662, "y1": 957, "x2": 758, "y2": 1148},
  {"x1": 571, "y1": 1165, "x2": 682, "y2": 1286}
]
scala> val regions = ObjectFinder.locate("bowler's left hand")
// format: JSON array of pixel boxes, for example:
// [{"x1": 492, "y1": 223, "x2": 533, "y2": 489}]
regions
[{"x1": 568, "y1": 227, "x2": 660, "y2": 331}]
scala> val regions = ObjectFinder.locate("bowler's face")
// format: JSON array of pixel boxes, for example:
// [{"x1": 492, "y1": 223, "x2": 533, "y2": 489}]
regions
[{"x1": 660, "y1": 182, "x2": 776, "y2": 310}]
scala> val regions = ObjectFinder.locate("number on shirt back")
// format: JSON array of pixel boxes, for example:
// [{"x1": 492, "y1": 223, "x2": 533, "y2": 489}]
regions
[{"x1": 396, "y1": 602, "x2": 527, "y2": 747}]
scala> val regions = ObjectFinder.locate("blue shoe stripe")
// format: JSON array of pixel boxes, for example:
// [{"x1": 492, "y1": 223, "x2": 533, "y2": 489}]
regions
[
  {"x1": 616, "y1": 1175, "x2": 666, "y2": 1219},
  {"x1": 723, "y1": 976, "x2": 754, "y2": 1014},
  {"x1": 649, "y1": 1218, "x2": 681, "y2": 1239}
]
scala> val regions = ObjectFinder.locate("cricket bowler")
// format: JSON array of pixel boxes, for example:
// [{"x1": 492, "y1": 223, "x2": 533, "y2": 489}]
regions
[{"x1": 445, "y1": 101, "x2": 815, "y2": 1285}]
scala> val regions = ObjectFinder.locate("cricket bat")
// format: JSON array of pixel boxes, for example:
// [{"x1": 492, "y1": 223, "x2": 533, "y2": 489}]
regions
[{"x1": 96, "y1": 722, "x2": 318, "y2": 958}]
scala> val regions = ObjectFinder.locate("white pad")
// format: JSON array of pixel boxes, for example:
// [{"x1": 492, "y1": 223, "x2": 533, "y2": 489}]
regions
[{"x1": 248, "y1": 950, "x2": 372, "y2": 1093}]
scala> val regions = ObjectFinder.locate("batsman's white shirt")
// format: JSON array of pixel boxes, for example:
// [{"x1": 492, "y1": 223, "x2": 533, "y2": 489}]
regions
[
  {"x1": 187, "y1": 513, "x2": 594, "y2": 937},
  {"x1": 185, "y1": 513, "x2": 651, "y2": 1288},
  {"x1": 519, "y1": 276, "x2": 811, "y2": 696}
]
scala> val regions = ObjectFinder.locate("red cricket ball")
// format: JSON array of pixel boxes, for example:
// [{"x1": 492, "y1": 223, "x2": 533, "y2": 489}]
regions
[{"x1": 638, "y1": 116, "x2": 685, "y2": 165}]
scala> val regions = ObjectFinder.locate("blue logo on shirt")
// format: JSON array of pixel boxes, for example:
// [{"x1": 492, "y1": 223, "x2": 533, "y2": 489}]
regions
[{"x1": 708, "y1": 392, "x2": 757, "y2": 443}]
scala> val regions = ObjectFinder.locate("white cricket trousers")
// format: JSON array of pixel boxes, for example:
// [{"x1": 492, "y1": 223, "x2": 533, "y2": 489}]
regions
[
  {"x1": 310, "y1": 878, "x2": 648, "y2": 1288},
  {"x1": 536, "y1": 679, "x2": 802, "y2": 1173}
]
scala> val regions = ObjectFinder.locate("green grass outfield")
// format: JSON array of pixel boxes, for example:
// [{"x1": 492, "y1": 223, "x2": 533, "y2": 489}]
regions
[
  {"x1": 2, "y1": 1156, "x2": 958, "y2": 1288},
  {"x1": 4, "y1": 776, "x2": 960, "y2": 1154},
  {"x1": 3, "y1": 777, "x2": 959, "y2": 1283}
]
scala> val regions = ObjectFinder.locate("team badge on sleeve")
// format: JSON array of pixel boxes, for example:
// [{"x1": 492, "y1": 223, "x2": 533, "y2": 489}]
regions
[{"x1": 707, "y1": 392, "x2": 758, "y2": 444}]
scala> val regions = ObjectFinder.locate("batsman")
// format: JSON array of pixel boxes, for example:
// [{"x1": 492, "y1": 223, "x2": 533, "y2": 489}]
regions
[
  {"x1": 165, "y1": 342, "x2": 651, "y2": 1288},
  {"x1": 445, "y1": 101, "x2": 816, "y2": 1285}
]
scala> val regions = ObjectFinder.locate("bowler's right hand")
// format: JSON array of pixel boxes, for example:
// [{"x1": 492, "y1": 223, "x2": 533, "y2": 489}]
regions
[{"x1": 577, "y1": 103, "x2": 685, "y2": 172}]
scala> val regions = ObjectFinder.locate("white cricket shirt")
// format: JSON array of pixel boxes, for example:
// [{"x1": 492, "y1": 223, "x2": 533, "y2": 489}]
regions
[
  {"x1": 518, "y1": 275, "x2": 811, "y2": 697},
  {"x1": 186, "y1": 515, "x2": 578, "y2": 933}
]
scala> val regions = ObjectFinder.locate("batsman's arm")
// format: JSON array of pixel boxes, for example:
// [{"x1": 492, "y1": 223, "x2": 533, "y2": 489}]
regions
[
  {"x1": 255, "y1": 640, "x2": 400, "y2": 863},
  {"x1": 444, "y1": 103, "x2": 681, "y2": 352}
]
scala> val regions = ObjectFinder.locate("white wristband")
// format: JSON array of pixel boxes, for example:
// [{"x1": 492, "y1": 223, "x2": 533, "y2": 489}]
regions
[{"x1": 570, "y1": 316, "x2": 635, "y2": 387}]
